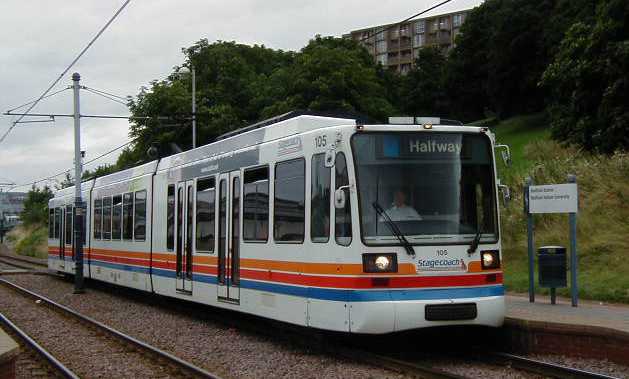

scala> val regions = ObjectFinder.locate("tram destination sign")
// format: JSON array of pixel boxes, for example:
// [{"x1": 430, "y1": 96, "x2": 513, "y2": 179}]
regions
[{"x1": 528, "y1": 183, "x2": 578, "y2": 214}]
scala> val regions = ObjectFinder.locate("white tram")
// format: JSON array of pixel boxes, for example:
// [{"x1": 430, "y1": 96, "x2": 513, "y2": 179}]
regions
[{"x1": 48, "y1": 113, "x2": 507, "y2": 334}]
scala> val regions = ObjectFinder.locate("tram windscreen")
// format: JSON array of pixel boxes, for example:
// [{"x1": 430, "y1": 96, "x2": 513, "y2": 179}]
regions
[{"x1": 351, "y1": 132, "x2": 497, "y2": 245}]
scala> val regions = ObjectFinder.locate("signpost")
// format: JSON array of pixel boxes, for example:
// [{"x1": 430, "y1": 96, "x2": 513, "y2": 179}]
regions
[{"x1": 524, "y1": 175, "x2": 579, "y2": 306}]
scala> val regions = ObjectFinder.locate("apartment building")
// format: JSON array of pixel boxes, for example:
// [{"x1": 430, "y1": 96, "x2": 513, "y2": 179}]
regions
[{"x1": 345, "y1": 10, "x2": 472, "y2": 74}]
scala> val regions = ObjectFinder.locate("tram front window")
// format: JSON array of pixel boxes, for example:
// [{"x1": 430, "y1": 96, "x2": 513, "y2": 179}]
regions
[{"x1": 352, "y1": 132, "x2": 498, "y2": 245}]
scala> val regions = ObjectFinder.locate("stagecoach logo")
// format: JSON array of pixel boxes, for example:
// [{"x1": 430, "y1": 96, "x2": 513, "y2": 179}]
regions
[
  {"x1": 416, "y1": 258, "x2": 467, "y2": 272},
  {"x1": 408, "y1": 139, "x2": 463, "y2": 154},
  {"x1": 277, "y1": 137, "x2": 302, "y2": 156}
]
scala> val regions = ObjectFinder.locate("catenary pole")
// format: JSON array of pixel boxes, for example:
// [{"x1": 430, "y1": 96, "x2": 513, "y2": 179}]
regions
[
  {"x1": 72, "y1": 73, "x2": 85, "y2": 293},
  {"x1": 191, "y1": 65, "x2": 196, "y2": 149}
]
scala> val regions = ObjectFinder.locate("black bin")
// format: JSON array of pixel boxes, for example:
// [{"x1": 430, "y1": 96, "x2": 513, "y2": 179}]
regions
[{"x1": 538, "y1": 246, "x2": 567, "y2": 288}]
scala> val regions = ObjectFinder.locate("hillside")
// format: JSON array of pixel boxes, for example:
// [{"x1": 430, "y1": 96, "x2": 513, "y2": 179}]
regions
[{"x1": 493, "y1": 115, "x2": 629, "y2": 303}]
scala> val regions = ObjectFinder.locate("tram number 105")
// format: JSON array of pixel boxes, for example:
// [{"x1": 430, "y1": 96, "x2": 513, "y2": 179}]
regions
[{"x1": 315, "y1": 135, "x2": 327, "y2": 148}]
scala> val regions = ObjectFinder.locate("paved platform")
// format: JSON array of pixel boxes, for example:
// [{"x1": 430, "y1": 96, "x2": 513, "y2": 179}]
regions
[{"x1": 506, "y1": 293, "x2": 629, "y2": 334}]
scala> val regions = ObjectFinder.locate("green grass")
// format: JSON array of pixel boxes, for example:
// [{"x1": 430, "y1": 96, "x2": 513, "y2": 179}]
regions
[
  {"x1": 7, "y1": 224, "x2": 48, "y2": 259},
  {"x1": 491, "y1": 115, "x2": 629, "y2": 303}
]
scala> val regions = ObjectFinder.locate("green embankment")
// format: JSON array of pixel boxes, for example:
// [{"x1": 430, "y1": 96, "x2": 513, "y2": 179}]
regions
[
  {"x1": 5, "y1": 224, "x2": 48, "y2": 259},
  {"x1": 491, "y1": 114, "x2": 629, "y2": 303}
]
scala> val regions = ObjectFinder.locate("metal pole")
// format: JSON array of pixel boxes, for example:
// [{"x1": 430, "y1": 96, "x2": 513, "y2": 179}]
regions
[
  {"x1": 191, "y1": 65, "x2": 196, "y2": 149},
  {"x1": 525, "y1": 177, "x2": 535, "y2": 303},
  {"x1": 72, "y1": 73, "x2": 84, "y2": 294},
  {"x1": 568, "y1": 174, "x2": 578, "y2": 307}
]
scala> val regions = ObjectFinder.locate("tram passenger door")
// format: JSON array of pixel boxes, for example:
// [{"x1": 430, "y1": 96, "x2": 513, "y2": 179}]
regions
[
  {"x1": 217, "y1": 171, "x2": 241, "y2": 303},
  {"x1": 58, "y1": 209, "x2": 64, "y2": 262},
  {"x1": 176, "y1": 181, "x2": 194, "y2": 293}
]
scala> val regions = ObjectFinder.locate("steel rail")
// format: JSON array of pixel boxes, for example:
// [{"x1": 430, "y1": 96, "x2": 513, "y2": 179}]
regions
[
  {"x1": 0, "y1": 311, "x2": 80, "y2": 379},
  {"x1": 335, "y1": 348, "x2": 466, "y2": 379},
  {"x1": 0, "y1": 278, "x2": 222, "y2": 379},
  {"x1": 0, "y1": 255, "x2": 47, "y2": 268},
  {"x1": 489, "y1": 352, "x2": 620, "y2": 379}
]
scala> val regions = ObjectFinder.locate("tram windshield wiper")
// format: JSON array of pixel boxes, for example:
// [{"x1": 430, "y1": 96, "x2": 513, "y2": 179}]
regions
[
  {"x1": 467, "y1": 228, "x2": 482, "y2": 256},
  {"x1": 372, "y1": 202, "x2": 415, "y2": 256}
]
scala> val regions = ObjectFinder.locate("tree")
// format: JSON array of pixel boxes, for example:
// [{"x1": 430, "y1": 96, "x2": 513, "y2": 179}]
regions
[
  {"x1": 57, "y1": 172, "x2": 73, "y2": 190},
  {"x1": 401, "y1": 47, "x2": 449, "y2": 117},
  {"x1": 541, "y1": 0, "x2": 629, "y2": 152},
  {"x1": 21, "y1": 186, "x2": 54, "y2": 225}
]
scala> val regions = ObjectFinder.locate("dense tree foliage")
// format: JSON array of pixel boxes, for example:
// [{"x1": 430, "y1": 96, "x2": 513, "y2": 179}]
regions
[
  {"x1": 541, "y1": 0, "x2": 629, "y2": 152},
  {"x1": 21, "y1": 186, "x2": 53, "y2": 225}
]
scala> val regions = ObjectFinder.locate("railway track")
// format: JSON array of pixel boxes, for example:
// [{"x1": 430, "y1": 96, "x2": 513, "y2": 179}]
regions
[
  {"x1": 0, "y1": 278, "x2": 222, "y2": 379},
  {"x1": 348, "y1": 350, "x2": 622, "y2": 379},
  {"x1": 0, "y1": 254, "x2": 47, "y2": 271}
]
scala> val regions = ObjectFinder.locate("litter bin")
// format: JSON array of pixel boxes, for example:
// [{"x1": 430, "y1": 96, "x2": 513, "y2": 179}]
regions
[{"x1": 538, "y1": 246, "x2": 567, "y2": 304}]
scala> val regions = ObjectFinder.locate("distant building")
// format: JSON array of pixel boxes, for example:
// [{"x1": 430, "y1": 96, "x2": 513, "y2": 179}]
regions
[
  {"x1": 345, "y1": 7, "x2": 475, "y2": 74},
  {"x1": 0, "y1": 192, "x2": 26, "y2": 219}
]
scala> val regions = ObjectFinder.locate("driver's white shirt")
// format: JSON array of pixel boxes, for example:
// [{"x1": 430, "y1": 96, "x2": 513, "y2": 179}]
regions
[{"x1": 384, "y1": 204, "x2": 422, "y2": 222}]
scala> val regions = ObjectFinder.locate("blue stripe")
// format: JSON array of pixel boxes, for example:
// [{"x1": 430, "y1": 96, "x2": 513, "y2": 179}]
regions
[{"x1": 82, "y1": 259, "x2": 504, "y2": 302}]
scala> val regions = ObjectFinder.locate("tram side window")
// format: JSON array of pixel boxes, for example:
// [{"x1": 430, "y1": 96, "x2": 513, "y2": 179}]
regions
[
  {"x1": 274, "y1": 158, "x2": 305, "y2": 243},
  {"x1": 65, "y1": 206, "x2": 73, "y2": 245},
  {"x1": 48, "y1": 208, "x2": 54, "y2": 238},
  {"x1": 54, "y1": 208, "x2": 61, "y2": 239},
  {"x1": 134, "y1": 190, "x2": 147, "y2": 241},
  {"x1": 196, "y1": 178, "x2": 215, "y2": 253},
  {"x1": 94, "y1": 199, "x2": 102, "y2": 239},
  {"x1": 167, "y1": 185, "x2": 175, "y2": 251},
  {"x1": 243, "y1": 166, "x2": 269, "y2": 242},
  {"x1": 122, "y1": 193, "x2": 133, "y2": 240},
  {"x1": 335, "y1": 152, "x2": 352, "y2": 246},
  {"x1": 112, "y1": 195, "x2": 123, "y2": 240},
  {"x1": 311, "y1": 154, "x2": 331, "y2": 243},
  {"x1": 103, "y1": 197, "x2": 112, "y2": 240}
]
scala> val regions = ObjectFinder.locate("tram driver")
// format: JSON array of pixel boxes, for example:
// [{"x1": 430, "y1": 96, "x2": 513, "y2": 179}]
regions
[{"x1": 384, "y1": 190, "x2": 423, "y2": 222}]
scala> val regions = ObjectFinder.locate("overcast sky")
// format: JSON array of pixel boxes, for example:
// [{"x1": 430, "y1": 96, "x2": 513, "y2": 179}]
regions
[{"x1": 0, "y1": 0, "x2": 482, "y2": 191}]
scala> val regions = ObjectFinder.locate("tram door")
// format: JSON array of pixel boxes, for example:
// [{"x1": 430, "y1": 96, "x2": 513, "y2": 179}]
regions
[
  {"x1": 58, "y1": 209, "x2": 65, "y2": 261},
  {"x1": 176, "y1": 181, "x2": 194, "y2": 293},
  {"x1": 217, "y1": 171, "x2": 241, "y2": 303}
]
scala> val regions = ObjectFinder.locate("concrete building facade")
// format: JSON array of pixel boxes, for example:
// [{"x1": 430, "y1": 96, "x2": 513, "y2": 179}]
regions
[{"x1": 345, "y1": 9, "x2": 473, "y2": 74}]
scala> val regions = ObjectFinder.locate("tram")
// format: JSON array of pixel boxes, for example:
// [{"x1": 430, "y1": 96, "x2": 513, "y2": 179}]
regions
[{"x1": 48, "y1": 112, "x2": 508, "y2": 333}]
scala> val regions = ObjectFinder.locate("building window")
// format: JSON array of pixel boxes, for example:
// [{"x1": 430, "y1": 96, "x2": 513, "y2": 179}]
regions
[
  {"x1": 167, "y1": 185, "x2": 175, "y2": 250},
  {"x1": 122, "y1": 193, "x2": 133, "y2": 240},
  {"x1": 134, "y1": 190, "x2": 147, "y2": 241},
  {"x1": 453, "y1": 14, "x2": 463, "y2": 27},
  {"x1": 196, "y1": 178, "x2": 215, "y2": 252},
  {"x1": 243, "y1": 166, "x2": 269, "y2": 242},
  {"x1": 400, "y1": 64, "x2": 412, "y2": 75},
  {"x1": 375, "y1": 27, "x2": 385, "y2": 41},
  {"x1": 111, "y1": 195, "x2": 122, "y2": 240},
  {"x1": 376, "y1": 54, "x2": 388, "y2": 66},
  {"x1": 399, "y1": 24, "x2": 409, "y2": 37},
  {"x1": 413, "y1": 34, "x2": 425, "y2": 47},
  {"x1": 311, "y1": 154, "x2": 331, "y2": 243},
  {"x1": 274, "y1": 158, "x2": 305, "y2": 243},
  {"x1": 335, "y1": 153, "x2": 352, "y2": 246},
  {"x1": 415, "y1": 20, "x2": 425, "y2": 34},
  {"x1": 439, "y1": 17, "x2": 449, "y2": 29},
  {"x1": 376, "y1": 40, "x2": 387, "y2": 53},
  {"x1": 48, "y1": 208, "x2": 54, "y2": 238},
  {"x1": 94, "y1": 199, "x2": 102, "y2": 239}
]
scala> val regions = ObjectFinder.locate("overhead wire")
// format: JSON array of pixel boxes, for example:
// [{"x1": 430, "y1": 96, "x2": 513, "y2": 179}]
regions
[
  {"x1": 82, "y1": 87, "x2": 129, "y2": 107},
  {"x1": 7, "y1": 140, "x2": 134, "y2": 191},
  {"x1": 6, "y1": 87, "x2": 71, "y2": 113},
  {"x1": 0, "y1": 0, "x2": 132, "y2": 145},
  {"x1": 81, "y1": 86, "x2": 128, "y2": 102}
]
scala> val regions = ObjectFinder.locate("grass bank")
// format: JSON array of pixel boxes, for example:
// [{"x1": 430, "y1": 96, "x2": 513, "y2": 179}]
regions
[
  {"x1": 5, "y1": 223, "x2": 48, "y2": 259},
  {"x1": 493, "y1": 116, "x2": 629, "y2": 303}
]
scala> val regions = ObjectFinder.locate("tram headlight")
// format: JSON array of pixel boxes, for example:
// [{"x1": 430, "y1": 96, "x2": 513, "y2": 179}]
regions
[
  {"x1": 481, "y1": 250, "x2": 500, "y2": 270},
  {"x1": 362, "y1": 253, "x2": 398, "y2": 273}
]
